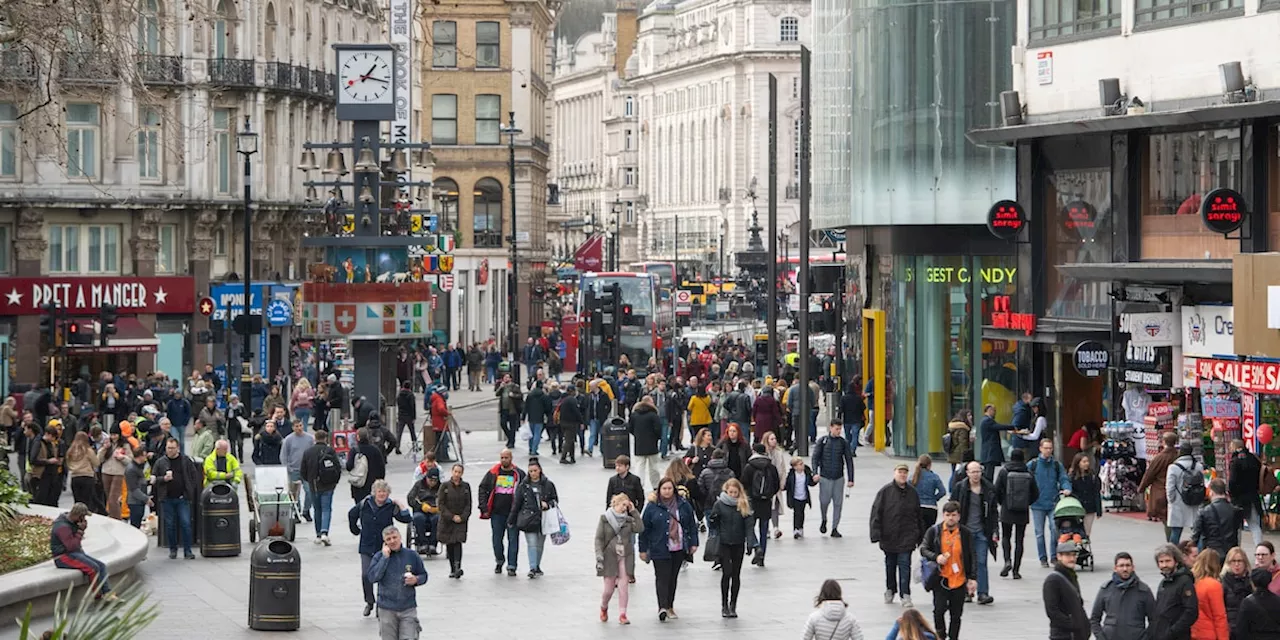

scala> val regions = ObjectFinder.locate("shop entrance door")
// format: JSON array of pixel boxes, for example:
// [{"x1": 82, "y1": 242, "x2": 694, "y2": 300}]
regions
[
  {"x1": 862, "y1": 309, "x2": 887, "y2": 451},
  {"x1": 1055, "y1": 349, "x2": 1105, "y2": 457}
]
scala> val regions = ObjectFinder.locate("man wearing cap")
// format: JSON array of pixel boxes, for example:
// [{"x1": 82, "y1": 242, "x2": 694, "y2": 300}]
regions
[
  {"x1": 1043, "y1": 540, "x2": 1090, "y2": 640},
  {"x1": 870, "y1": 462, "x2": 923, "y2": 608},
  {"x1": 978, "y1": 404, "x2": 1018, "y2": 482}
]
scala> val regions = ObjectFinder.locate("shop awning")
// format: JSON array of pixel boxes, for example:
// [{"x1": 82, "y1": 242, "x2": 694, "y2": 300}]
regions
[
  {"x1": 967, "y1": 99, "x2": 1280, "y2": 147},
  {"x1": 67, "y1": 318, "x2": 159, "y2": 354},
  {"x1": 1057, "y1": 261, "x2": 1231, "y2": 285}
]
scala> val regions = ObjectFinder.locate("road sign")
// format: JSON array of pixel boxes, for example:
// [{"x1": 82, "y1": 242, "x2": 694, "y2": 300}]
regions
[
  {"x1": 440, "y1": 274, "x2": 455, "y2": 292},
  {"x1": 675, "y1": 290, "x2": 692, "y2": 305},
  {"x1": 198, "y1": 297, "x2": 215, "y2": 317}
]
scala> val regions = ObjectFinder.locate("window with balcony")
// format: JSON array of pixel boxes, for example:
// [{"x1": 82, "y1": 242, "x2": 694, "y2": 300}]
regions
[
  {"x1": 432, "y1": 21, "x2": 456, "y2": 68},
  {"x1": 0, "y1": 103, "x2": 17, "y2": 178},
  {"x1": 1135, "y1": 0, "x2": 1241, "y2": 24},
  {"x1": 66, "y1": 104, "x2": 99, "y2": 179},
  {"x1": 213, "y1": 0, "x2": 234, "y2": 58},
  {"x1": 432, "y1": 94, "x2": 457, "y2": 144},
  {"x1": 475, "y1": 94, "x2": 500, "y2": 144},
  {"x1": 138, "y1": 107, "x2": 162, "y2": 180},
  {"x1": 780, "y1": 17, "x2": 799, "y2": 42},
  {"x1": 476, "y1": 22, "x2": 500, "y2": 68},
  {"x1": 214, "y1": 108, "x2": 233, "y2": 194},
  {"x1": 157, "y1": 224, "x2": 177, "y2": 273},
  {"x1": 434, "y1": 177, "x2": 459, "y2": 231},
  {"x1": 473, "y1": 177, "x2": 503, "y2": 247},
  {"x1": 1030, "y1": 0, "x2": 1121, "y2": 40},
  {"x1": 138, "y1": 0, "x2": 160, "y2": 54}
]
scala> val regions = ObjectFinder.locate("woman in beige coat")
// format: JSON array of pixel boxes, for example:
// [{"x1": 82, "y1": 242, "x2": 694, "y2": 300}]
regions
[{"x1": 596, "y1": 492, "x2": 644, "y2": 625}]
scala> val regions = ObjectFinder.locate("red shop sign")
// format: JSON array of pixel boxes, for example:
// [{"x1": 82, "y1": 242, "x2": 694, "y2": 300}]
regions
[
  {"x1": 990, "y1": 295, "x2": 1037, "y2": 336},
  {"x1": 1193, "y1": 358, "x2": 1280, "y2": 394},
  {"x1": 0, "y1": 276, "x2": 196, "y2": 315}
]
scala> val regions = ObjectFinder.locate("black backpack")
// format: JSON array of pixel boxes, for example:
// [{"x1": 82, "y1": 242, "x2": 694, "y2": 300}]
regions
[
  {"x1": 1004, "y1": 470, "x2": 1034, "y2": 511},
  {"x1": 1175, "y1": 461, "x2": 1206, "y2": 507},
  {"x1": 317, "y1": 446, "x2": 343, "y2": 487},
  {"x1": 749, "y1": 464, "x2": 777, "y2": 500}
]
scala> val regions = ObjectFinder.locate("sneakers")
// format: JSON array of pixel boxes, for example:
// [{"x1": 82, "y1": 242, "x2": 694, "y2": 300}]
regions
[
  {"x1": 313, "y1": 537, "x2": 323, "y2": 545},
  {"x1": 184, "y1": 552, "x2": 196, "y2": 560},
  {"x1": 1040, "y1": 559, "x2": 1050, "y2": 568},
  {"x1": 658, "y1": 610, "x2": 668, "y2": 622},
  {"x1": 884, "y1": 590, "x2": 895, "y2": 604},
  {"x1": 773, "y1": 530, "x2": 782, "y2": 539},
  {"x1": 667, "y1": 609, "x2": 679, "y2": 619},
  {"x1": 495, "y1": 563, "x2": 503, "y2": 574},
  {"x1": 901, "y1": 597, "x2": 913, "y2": 608},
  {"x1": 820, "y1": 521, "x2": 828, "y2": 534},
  {"x1": 321, "y1": 533, "x2": 331, "y2": 546},
  {"x1": 1013, "y1": 571, "x2": 1023, "y2": 580},
  {"x1": 699, "y1": 522, "x2": 707, "y2": 533},
  {"x1": 618, "y1": 614, "x2": 630, "y2": 625},
  {"x1": 169, "y1": 550, "x2": 178, "y2": 560},
  {"x1": 507, "y1": 568, "x2": 517, "y2": 577},
  {"x1": 977, "y1": 594, "x2": 995, "y2": 605},
  {"x1": 793, "y1": 530, "x2": 801, "y2": 539},
  {"x1": 1000, "y1": 563, "x2": 1012, "y2": 577},
  {"x1": 722, "y1": 605, "x2": 731, "y2": 618}
]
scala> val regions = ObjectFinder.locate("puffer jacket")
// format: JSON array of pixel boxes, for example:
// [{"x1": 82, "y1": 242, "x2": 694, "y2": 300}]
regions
[
  {"x1": 803, "y1": 601, "x2": 865, "y2": 640},
  {"x1": 1029, "y1": 455, "x2": 1070, "y2": 512},
  {"x1": 870, "y1": 480, "x2": 922, "y2": 553},
  {"x1": 697, "y1": 458, "x2": 735, "y2": 506},
  {"x1": 708, "y1": 493, "x2": 757, "y2": 547},
  {"x1": 1221, "y1": 571, "x2": 1252, "y2": 636},
  {"x1": 1089, "y1": 573, "x2": 1156, "y2": 640},
  {"x1": 946, "y1": 420, "x2": 972, "y2": 465}
]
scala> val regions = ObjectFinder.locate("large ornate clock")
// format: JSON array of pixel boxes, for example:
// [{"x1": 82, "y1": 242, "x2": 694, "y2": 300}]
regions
[{"x1": 333, "y1": 44, "x2": 397, "y2": 121}]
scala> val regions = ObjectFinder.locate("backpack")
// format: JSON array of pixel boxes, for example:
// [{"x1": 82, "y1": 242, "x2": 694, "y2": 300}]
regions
[
  {"x1": 749, "y1": 464, "x2": 776, "y2": 500},
  {"x1": 348, "y1": 452, "x2": 369, "y2": 487},
  {"x1": 1174, "y1": 461, "x2": 1205, "y2": 507},
  {"x1": 942, "y1": 432, "x2": 954, "y2": 454},
  {"x1": 317, "y1": 446, "x2": 343, "y2": 487},
  {"x1": 1004, "y1": 470, "x2": 1034, "y2": 511}
]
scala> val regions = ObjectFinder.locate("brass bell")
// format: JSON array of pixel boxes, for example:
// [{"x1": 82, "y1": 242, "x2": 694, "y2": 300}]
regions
[
  {"x1": 360, "y1": 214, "x2": 372, "y2": 227},
  {"x1": 353, "y1": 140, "x2": 379, "y2": 173},
  {"x1": 304, "y1": 185, "x2": 318, "y2": 203},
  {"x1": 297, "y1": 149, "x2": 318, "y2": 171},
  {"x1": 416, "y1": 184, "x2": 431, "y2": 200},
  {"x1": 323, "y1": 148, "x2": 348, "y2": 175},
  {"x1": 410, "y1": 149, "x2": 425, "y2": 166},
  {"x1": 388, "y1": 149, "x2": 408, "y2": 174},
  {"x1": 358, "y1": 186, "x2": 375, "y2": 203}
]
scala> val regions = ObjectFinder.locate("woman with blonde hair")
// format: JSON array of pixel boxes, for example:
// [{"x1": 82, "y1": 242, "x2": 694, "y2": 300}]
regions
[
  {"x1": 1191, "y1": 548, "x2": 1231, "y2": 640},
  {"x1": 1220, "y1": 546, "x2": 1252, "y2": 638},
  {"x1": 290, "y1": 378, "x2": 314, "y2": 431},
  {"x1": 595, "y1": 493, "x2": 644, "y2": 624},
  {"x1": 707, "y1": 478, "x2": 756, "y2": 618},
  {"x1": 886, "y1": 608, "x2": 938, "y2": 640}
]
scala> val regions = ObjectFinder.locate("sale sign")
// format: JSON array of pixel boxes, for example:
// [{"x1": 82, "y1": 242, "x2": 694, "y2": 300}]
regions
[{"x1": 1243, "y1": 392, "x2": 1256, "y2": 453}]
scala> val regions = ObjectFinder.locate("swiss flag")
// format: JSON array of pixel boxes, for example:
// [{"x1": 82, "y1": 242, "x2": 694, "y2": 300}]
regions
[{"x1": 335, "y1": 304, "x2": 357, "y2": 335}]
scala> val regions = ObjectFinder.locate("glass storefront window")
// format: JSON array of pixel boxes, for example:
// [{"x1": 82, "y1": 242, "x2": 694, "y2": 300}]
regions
[
  {"x1": 1140, "y1": 128, "x2": 1240, "y2": 259},
  {"x1": 1041, "y1": 136, "x2": 1114, "y2": 321},
  {"x1": 1268, "y1": 124, "x2": 1280, "y2": 252}
]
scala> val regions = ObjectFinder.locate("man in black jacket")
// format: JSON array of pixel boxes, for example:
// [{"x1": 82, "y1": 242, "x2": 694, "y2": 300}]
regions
[
  {"x1": 1193, "y1": 478, "x2": 1240, "y2": 560},
  {"x1": 978, "y1": 403, "x2": 1018, "y2": 482},
  {"x1": 627, "y1": 397, "x2": 663, "y2": 486},
  {"x1": 605, "y1": 455, "x2": 645, "y2": 508},
  {"x1": 725, "y1": 382, "x2": 753, "y2": 427},
  {"x1": 951, "y1": 461, "x2": 999, "y2": 605},
  {"x1": 393, "y1": 382, "x2": 417, "y2": 455},
  {"x1": 523, "y1": 381, "x2": 553, "y2": 458},
  {"x1": 1152, "y1": 543, "x2": 1198, "y2": 640},
  {"x1": 742, "y1": 442, "x2": 781, "y2": 566},
  {"x1": 300, "y1": 429, "x2": 343, "y2": 545},
  {"x1": 871, "y1": 463, "x2": 922, "y2": 607},
  {"x1": 151, "y1": 438, "x2": 202, "y2": 559},
  {"x1": 920, "y1": 501, "x2": 977, "y2": 640},
  {"x1": 1089, "y1": 551, "x2": 1155, "y2": 640},
  {"x1": 1227, "y1": 438, "x2": 1265, "y2": 549},
  {"x1": 1043, "y1": 541, "x2": 1090, "y2": 640}
]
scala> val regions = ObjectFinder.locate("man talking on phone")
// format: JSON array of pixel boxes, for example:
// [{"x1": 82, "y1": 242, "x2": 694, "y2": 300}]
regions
[{"x1": 151, "y1": 437, "x2": 201, "y2": 559}]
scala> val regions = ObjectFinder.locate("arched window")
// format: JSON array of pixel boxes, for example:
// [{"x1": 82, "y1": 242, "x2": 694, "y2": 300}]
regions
[
  {"x1": 473, "y1": 178, "x2": 503, "y2": 248},
  {"x1": 780, "y1": 17, "x2": 799, "y2": 42},
  {"x1": 304, "y1": 12, "x2": 312, "y2": 63},
  {"x1": 319, "y1": 18, "x2": 327, "y2": 68},
  {"x1": 138, "y1": 0, "x2": 160, "y2": 54},
  {"x1": 264, "y1": 3, "x2": 277, "y2": 60},
  {"x1": 433, "y1": 177, "x2": 459, "y2": 233},
  {"x1": 213, "y1": 0, "x2": 234, "y2": 58},
  {"x1": 287, "y1": 7, "x2": 295, "y2": 60}
]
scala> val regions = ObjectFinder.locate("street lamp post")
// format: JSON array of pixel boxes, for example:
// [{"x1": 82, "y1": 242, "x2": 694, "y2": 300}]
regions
[
  {"x1": 608, "y1": 199, "x2": 622, "y2": 271},
  {"x1": 236, "y1": 115, "x2": 258, "y2": 404},
  {"x1": 501, "y1": 112, "x2": 522, "y2": 383}
]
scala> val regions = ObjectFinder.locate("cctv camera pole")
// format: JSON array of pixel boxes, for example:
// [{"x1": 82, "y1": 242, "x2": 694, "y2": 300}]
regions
[
  {"x1": 797, "y1": 48, "x2": 812, "y2": 457},
  {"x1": 766, "y1": 74, "x2": 778, "y2": 380}
]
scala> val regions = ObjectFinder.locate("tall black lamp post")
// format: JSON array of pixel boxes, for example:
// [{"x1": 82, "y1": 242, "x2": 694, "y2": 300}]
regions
[
  {"x1": 236, "y1": 115, "x2": 258, "y2": 402},
  {"x1": 501, "y1": 112, "x2": 522, "y2": 382},
  {"x1": 608, "y1": 199, "x2": 622, "y2": 271}
]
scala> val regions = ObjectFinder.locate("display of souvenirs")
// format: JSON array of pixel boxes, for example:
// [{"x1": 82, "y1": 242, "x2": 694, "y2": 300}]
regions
[{"x1": 1100, "y1": 420, "x2": 1142, "y2": 511}]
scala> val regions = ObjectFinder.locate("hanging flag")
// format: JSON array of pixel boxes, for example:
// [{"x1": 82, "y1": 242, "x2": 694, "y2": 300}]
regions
[{"x1": 574, "y1": 234, "x2": 605, "y2": 272}]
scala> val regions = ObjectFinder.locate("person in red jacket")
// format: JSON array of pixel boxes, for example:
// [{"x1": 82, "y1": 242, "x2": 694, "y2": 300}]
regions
[
  {"x1": 50, "y1": 503, "x2": 116, "y2": 601},
  {"x1": 430, "y1": 386, "x2": 453, "y2": 461}
]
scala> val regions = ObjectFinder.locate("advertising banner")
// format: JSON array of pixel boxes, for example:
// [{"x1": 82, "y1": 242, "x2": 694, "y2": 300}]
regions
[
  {"x1": 0, "y1": 276, "x2": 195, "y2": 315},
  {"x1": 301, "y1": 282, "x2": 434, "y2": 339}
]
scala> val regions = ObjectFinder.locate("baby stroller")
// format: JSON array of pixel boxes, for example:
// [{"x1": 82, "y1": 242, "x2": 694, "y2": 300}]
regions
[{"x1": 1054, "y1": 496, "x2": 1094, "y2": 571}]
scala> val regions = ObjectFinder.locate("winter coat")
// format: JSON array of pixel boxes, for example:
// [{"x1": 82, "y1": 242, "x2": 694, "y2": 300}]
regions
[
  {"x1": 697, "y1": 458, "x2": 735, "y2": 506},
  {"x1": 812, "y1": 434, "x2": 855, "y2": 481},
  {"x1": 594, "y1": 506, "x2": 643, "y2": 578},
  {"x1": 949, "y1": 478, "x2": 1000, "y2": 537},
  {"x1": 365, "y1": 547, "x2": 426, "y2": 612},
  {"x1": 1221, "y1": 571, "x2": 1252, "y2": 637},
  {"x1": 919, "y1": 523, "x2": 977, "y2": 583},
  {"x1": 741, "y1": 454, "x2": 781, "y2": 517},
  {"x1": 1165, "y1": 455, "x2": 1203, "y2": 529},
  {"x1": 1044, "y1": 563, "x2": 1092, "y2": 640},
  {"x1": 557, "y1": 393, "x2": 584, "y2": 427},
  {"x1": 347, "y1": 495, "x2": 411, "y2": 555},
  {"x1": 1236, "y1": 591, "x2": 1280, "y2": 640},
  {"x1": 687, "y1": 393, "x2": 714, "y2": 426},
  {"x1": 510, "y1": 476, "x2": 559, "y2": 534},
  {"x1": 1090, "y1": 573, "x2": 1156, "y2": 640},
  {"x1": 685, "y1": 444, "x2": 715, "y2": 477},
  {"x1": 802, "y1": 601, "x2": 865, "y2": 640},
  {"x1": 724, "y1": 390, "x2": 752, "y2": 426},
  {"x1": 1071, "y1": 472, "x2": 1103, "y2": 516},
  {"x1": 785, "y1": 466, "x2": 818, "y2": 509},
  {"x1": 150, "y1": 453, "x2": 203, "y2": 503},
  {"x1": 638, "y1": 495, "x2": 699, "y2": 561},
  {"x1": 627, "y1": 403, "x2": 663, "y2": 457},
  {"x1": 708, "y1": 495, "x2": 757, "y2": 547},
  {"x1": 524, "y1": 386, "x2": 554, "y2": 425},
  {"x1": 1154, "y1": 566, "x2": 1199, "y2": 640},
  {"x1": 606, "y1": 472, "x2": 645, "y2": 510},
  {"x1": 1227, "y1": 450, "x2": 1263, "y2": 519},
  {"x1": 407, "y1": 478, "x2": 441, "y2": 516},
  {"x1": 994, "y1": 460, "x2": 1040, "y2": 526},
  {"x1": 436, "y1": 480, "x2": 472, "y2": 544},
  {"x1": 1138, "y1": 447, "x2": 1177, "y2": 523},
  {"x1": 1191, "y1": 577, "x2": 1230, "y2": 640},
  {"x1": 1029, "y1": 455, "x2": 1071, "y2": 512},
  {"x1": 870, "y1": 480, "x2": 922, "y2": 553},
  {"x1": 253, "y1": 428, "x2": 284, "y2": 465},
  {"x1": 979, "y1": 414, "x2": 1017, "y2": 465},
  {"x1": 1194, "y1": 498, "x2": 1241, "y2": 560},
  {"x1": 586, "y1": 392, "x2": 612, "y2": 423},
  {"x1": 751, "y1": 394, "x2": 783, "y2": 442},
  {"x1": 719, "y1": 436, "x2": 751, "y2": 478},
  {"x1": 946, "y1": 420, "x2": 972, "y2": 465}
]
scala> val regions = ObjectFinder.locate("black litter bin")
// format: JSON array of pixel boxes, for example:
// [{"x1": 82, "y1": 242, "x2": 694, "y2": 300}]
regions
[
  {"x1": 200, "y1": 482, "x2": 241, "y2": 557},
  {"x1": 248, "y1": 539, "x2": 301, "y2": 631},
  {"x1": 600, "y1": 417, "x2": 631, "y2": 468}
]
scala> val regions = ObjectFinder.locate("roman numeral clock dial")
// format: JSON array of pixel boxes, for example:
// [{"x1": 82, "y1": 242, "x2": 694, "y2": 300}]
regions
[{"x1": 340, "y1": 51, "x2": 392, "y2": 102}]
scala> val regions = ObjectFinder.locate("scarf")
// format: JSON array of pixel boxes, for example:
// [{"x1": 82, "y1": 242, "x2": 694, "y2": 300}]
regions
[
  {"x1": 717, "y1": 492, "x2": 739, "y2": 508},
  {"x1": 661, "y1": 496, "x2": 681, "y2": 546},
  {"x1": 604, "y1": 508, "x2": 624, "y2": 538}
]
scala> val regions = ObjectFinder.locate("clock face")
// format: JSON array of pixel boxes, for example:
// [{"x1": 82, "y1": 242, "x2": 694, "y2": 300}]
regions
[{"x1": 338, "y1": 50, "x2": 393, "y2": 103}]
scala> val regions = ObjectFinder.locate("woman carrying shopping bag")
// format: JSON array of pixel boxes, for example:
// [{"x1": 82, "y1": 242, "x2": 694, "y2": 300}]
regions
[
  {"x1": 595, "y1": 493, "x2": 644, "y2": 625},
  {"x1": 510, "y1": 458, "x2": 558, "y2": 578}
]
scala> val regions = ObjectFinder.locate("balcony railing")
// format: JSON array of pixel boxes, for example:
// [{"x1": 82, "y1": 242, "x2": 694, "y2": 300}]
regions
[
  {"x1": 264, "y1": 62, "x2": 295, "y2": 91},
  {"x1": 0, "y1": 49, "x2": 38, "y2": 82},
  {"x1": 718, "y1": 187, "x2": 731, "y2": 204},
  {"x1": 288, "y1": 64, "x2": 309, "y2": 93},
  {"x1": 532, "y1": 136, "x2": 550, "y2": 155},
  {"x1": 307, "y1": 68, "x2": 335, "y2": 99},
  {"x1": 60, "y1": 52, "x2": 118, "y2": 84},
  {"x1": 136, "y1": 54, "x2": 184, "y2": 85},
  {"x1": 473, "y1": 229, "x2": 503, "y2": 248},
  {"x1": 207, "y1": 57, "x2": 255, "y2": 89},
  {"x1": 785, "y1": 184, "x2": 800, "y2": 200}
]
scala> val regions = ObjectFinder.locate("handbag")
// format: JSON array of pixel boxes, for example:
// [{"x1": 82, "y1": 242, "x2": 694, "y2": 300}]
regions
[
  {"x1": 550, "y1": 506, "x2": 571, "y2": 545},
  {"x1": 541, "y1": 505, "x2": 560, "y2": 535},
  {"x1": 702, "y1": 533, "x2": 721, "y2": 562},
  {"x1": 920, "y1": 557, "x2": 941, "y2": 592}
]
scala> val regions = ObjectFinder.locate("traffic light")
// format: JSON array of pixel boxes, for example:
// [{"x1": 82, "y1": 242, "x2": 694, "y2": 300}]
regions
[
  {"x1": 39, "y1": 302, "x2": 58, "y2": 346},
  {"x1": 620, "y1": 302, "x2": 634, "y2": 326},
  {"x1": 598, "y1": 284, "x2": 620, "y2": 337},
  {"x1": 99, "y1": 303, "x2": 118, "y2": 347},
  {"x1": 66, "y1": 321, "x2": 93, "y2": 345}
]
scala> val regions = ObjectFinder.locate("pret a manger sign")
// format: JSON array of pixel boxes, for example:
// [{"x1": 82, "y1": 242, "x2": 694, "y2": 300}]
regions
[{"x1": 0, "y1": 277, "x2": 196, "y2": 315}]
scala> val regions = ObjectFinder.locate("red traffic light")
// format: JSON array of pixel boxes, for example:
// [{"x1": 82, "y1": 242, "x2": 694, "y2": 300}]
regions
[
  {"x1": 68, "y1": 323, "x2": 79, "y2": 334},
  {"x1": 621, "y1": 304, "x2": 633, "y2": 315}
]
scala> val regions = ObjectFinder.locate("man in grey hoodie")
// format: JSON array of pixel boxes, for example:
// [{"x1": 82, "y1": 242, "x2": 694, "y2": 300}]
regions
[
  {"x1": 1089, "y1": 552, "x2": 1155, "y2": 640},
  {"x1": 281, "y1": 420, "x2": 315, "y2": 522}
]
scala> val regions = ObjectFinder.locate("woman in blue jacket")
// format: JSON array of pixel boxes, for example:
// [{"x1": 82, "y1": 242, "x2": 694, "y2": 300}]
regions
[
  {"x1": 640, "y1": 478, "x2": 699, "y2": 622},
  {"x1": 910, "y1": 455, "x2": 947, "y2": 543},
  {"x1": 348, "y1": 479, "x2": 412, "y2": 617}
]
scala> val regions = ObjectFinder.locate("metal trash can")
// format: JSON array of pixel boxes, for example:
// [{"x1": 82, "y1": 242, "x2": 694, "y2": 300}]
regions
[
  {"x1": 200, "y1": 482, "x2": 241, "y2": 557},
  {"x1": 248, "y1": 539, "x2": 301, "y2": 631},
  {"x1": 600, "y1": 417, "x2": 631, "y2": 468}
]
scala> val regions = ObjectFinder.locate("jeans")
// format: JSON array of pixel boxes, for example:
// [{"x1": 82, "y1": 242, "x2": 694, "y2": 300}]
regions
[
  {"x1": 846, "y1": 422, "x2": 863, "y2": 451},
  {"x1": 528, "y1": 423, "x2": 544, "y2": 456},
  {"x1": 395, "y1": 418, "x2": 418, "y2": 451},
  {"x1": 411, "y1": 512, "x2": 439, "y2": 547},
  {"x1": 486, "y1": 365, "x2": 497, "y2": 383},
  {"x1": 1168, "y1": 526, "x2": 1184, "y2": 543},
  {"x1": 588, "y1": 419, "x2": 602, "y2": 453},
  {"x1": 933, "y1": 584, "x2": 966, "y2": 640},
  {"x1": 1244, "y1": 503, "x2": 1266, "y2": 548},
  {"x1": 817, "y1": 476, "x2": 845, "y2": 529},
  {"x1": 660, "y1": 419, "x2": 671, "y2": 456},
  {"x1": 524, "y1": 532, "x2": 546, "y2": 572},
  {"x1": 54, "y1": 551, "x2": 111, "y2": 595},
  {"x1": 313, "y1": 489, "x2": 334, "y2": 537},
  {"x1": 757, "y1": 514, "x2": 770, "y2": 555},
  {"x1": 294, "y1": 408, "x2": 311, "y2": 431},
  {"x1": 1001, "y1": 521, "x2": 1027, "y2": 572},
  {"x1": 161, "y1": 498, "x2": 193, "y2": 554},
  {"x1": 1031, "y1": 507, "x2": 1057, "y2": 561},
  {"x1": 884, "y1": 550, "x2": 912, "y2": 597},
  {"x1": 490, "y1": 514, "x2": 520, "y2": 569},
  {"x1": 973, "y1": 529, "x2": 990, "y2": 596}
]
